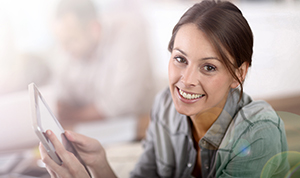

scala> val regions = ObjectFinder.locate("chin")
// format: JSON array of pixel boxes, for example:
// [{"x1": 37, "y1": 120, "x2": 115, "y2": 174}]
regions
[{"x1": 173, "y1": 104, "x2": 199, "y2": 117}]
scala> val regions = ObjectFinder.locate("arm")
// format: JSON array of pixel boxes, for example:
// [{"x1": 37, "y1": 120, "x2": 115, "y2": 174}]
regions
[{"x1": 39, "y1": 130, "x2": 117, "y2": 178}]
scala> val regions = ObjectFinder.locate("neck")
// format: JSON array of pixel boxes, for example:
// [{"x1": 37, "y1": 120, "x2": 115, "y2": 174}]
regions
[{"x1": 190, "y1": 94, "x2": 228, "y2": 140}]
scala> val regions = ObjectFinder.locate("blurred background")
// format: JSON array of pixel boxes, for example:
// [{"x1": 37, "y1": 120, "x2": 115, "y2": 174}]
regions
[{"x1": 0, "y1": 0, "x2": 300, "y2": 177}]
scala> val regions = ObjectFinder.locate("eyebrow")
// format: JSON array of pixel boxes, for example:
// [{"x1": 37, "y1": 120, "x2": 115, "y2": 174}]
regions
[
  {"x1": 174, "y1": 48, "x2": 188, "y2": 56},
  {"x1": 173, "y1": 48, "x2": 221, "y2": 62}
]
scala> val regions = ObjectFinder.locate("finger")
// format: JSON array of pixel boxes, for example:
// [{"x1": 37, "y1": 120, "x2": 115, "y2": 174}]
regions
[
  {"x1": 65, "y1": 130, "x2": 105, "y2": 169},
  {"x1": 64, "y1": 131, "x2": 92, "y2": 152},
  {"x1": 45, "y1": 166, "x2": 58, "y2": 178},
  {"x1": 45, "y1": 130, "x2": 76, "y2": 166},
  {"x1": 39, "y1": 143, "x2": 57, "y2": 177},
  {"x1": 65, "y1": 130, "x2": 99, "y2": 150},
  {"x1": 64, "y1": 130, "x2": 87, "y2": 145},
  {"x1": 45, "y1": 130, "x2": 68, "y2": 155},
  {"x1": 39, "y1": 142, "x2": 62, "y2": 175},
  {"x1": 41, "y1": 138, "x2": 90, "y2": 178}
]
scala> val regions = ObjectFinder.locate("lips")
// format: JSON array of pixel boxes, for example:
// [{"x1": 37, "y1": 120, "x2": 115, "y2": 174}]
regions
[{"x1": 176, "y1": 87, "x2": 205, "y2": 104}]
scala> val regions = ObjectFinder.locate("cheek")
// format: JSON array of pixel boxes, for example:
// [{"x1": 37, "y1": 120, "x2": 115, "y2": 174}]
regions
[
  {"x1": 168, "y1": 60, "x2": 180, "y2": 84},
  {"x1": 204, "y1": 75, "x2": 233, "y2": 94}
]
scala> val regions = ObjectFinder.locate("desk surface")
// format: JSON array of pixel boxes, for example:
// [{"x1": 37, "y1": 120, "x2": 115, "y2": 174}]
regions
[
  {"x1": 105, "y1": 142, "x2": 143, "y2": 178},
  {"x1": 0, "y1": 141, "x2": 143, "y2": 178}
]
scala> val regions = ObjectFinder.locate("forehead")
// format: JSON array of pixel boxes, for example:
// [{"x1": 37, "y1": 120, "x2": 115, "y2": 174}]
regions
[{"x1": 173, "y1": 23, "x2": 218, "y2": 58}]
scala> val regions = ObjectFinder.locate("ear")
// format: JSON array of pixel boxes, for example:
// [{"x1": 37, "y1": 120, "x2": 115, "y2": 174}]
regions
[{"x1": 230, "y1": 62, "x2": 249, "y2": 88}]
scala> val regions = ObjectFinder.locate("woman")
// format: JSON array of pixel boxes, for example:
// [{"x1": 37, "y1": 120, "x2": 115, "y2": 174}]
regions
[{"x1": 40, "y1": 1, "x2": 289, "y2": 177}]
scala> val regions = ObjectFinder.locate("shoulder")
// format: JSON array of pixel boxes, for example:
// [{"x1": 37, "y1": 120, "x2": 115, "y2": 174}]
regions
[
  {"x1": 149, "y1": 87, "x2": 188, "y2": 134},
  {"x1": 242, "y1": 100, "x2": 286, "y2": 147},
  {"x1": 216, "y1": 100, "x2": 289, "y2": 178},
  {"x1": 225, "y1": 89, "x2": 285, "y2": 137},
  {"x1": 221, "y1": 98, "x2": 287, "y2": 152},
  {"x1": 150, "y1": 87, "x2": 174, "y2": 121},
  {"x1": 230, "y1": 89, "x2": 283, "y2": 130},
  {"x1": 240, "y1": 100, "x2": 283, "y2": 128},
  {"x1": 152, "y1": 88, "x2": 173, "y2": 108}
]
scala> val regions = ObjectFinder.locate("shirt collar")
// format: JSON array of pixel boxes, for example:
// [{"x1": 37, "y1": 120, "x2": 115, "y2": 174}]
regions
[{"x1": 200, "y1": 89, "x2": 252, "y2": 150}]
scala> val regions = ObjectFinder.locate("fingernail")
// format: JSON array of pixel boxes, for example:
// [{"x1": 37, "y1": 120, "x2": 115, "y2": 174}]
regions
[
  {"x1": 65, "y1": 131, "x2": 73, "y2": 139},
  {"x1": 47, "y1": 130, "x2": 51, "y2": 136}
]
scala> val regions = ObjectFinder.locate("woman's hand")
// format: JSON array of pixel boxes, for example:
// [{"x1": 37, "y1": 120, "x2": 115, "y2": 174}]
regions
[
  {"x1": 64, "y1": 130, "x2": 117, "y2": 177},
  {"x1": 39, "y1": 130, "x2": 117, "y2": 178},
  {"x1": 39, "y1": 130, "x2": 91, "y2": 178}
]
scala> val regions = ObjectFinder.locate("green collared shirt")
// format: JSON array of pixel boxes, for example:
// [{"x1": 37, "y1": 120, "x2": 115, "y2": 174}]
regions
[{"x1": 130, "y1": 88, "x2": 289, "y2": 178}]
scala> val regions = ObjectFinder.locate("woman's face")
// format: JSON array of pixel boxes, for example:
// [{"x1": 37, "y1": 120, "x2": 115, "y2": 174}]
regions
[{"x1": 168, "y1": 23, "x2": 238, "y2": 118}]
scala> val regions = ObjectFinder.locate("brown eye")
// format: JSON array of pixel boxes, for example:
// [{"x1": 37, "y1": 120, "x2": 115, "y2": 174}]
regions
[
  {"x1": 203, "y1": 65, "x2": 216, "y2": 72},
  {"x1": 175, "y1": 56, "x2": 187, "y2": 64}
]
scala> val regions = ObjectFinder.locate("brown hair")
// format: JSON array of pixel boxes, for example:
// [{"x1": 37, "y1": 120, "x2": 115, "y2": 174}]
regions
[{"x1": 168, "y1": 0, "x2": 253, "y2": 100}]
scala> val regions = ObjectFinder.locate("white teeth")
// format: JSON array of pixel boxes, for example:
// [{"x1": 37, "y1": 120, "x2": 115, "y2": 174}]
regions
[{"x1": 179, "y1": 89, "x2": 204, "y2": 100}]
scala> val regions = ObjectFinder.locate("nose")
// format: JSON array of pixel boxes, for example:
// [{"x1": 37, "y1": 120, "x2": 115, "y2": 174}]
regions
[{"x1": 181, "y1": 67, "x2": 199, "y2": 87}]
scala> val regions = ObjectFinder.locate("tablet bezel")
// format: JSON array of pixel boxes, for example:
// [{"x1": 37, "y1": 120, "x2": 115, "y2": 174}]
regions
[
  {"x1": 28, "y1": 83, "x2": 91, "y2": 177},
  {"x1": 29, "y1": 83, "x2": 63, "y2": 165}
]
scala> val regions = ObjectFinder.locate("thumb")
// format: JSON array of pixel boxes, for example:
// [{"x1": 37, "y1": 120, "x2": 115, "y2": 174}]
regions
[
  {"x1": 64, "y1": 130, "x2": 102, "y2": 154},
  {"x1": 64, "y1": 130, "x2": 91, "y2": 148},
  {"x1": 65, "y1": 130, "x2": 83, "y2": 144}
]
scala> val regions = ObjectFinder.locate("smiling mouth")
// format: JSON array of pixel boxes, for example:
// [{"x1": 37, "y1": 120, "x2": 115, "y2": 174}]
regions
[{"x1": 177, "y1": 87, "x2": 205, "y2": 100}]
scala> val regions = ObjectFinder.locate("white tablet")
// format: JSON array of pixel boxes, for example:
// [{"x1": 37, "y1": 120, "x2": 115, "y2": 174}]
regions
[{"x1": 28, "y1": 83, "x2": 91, "y2": 177}]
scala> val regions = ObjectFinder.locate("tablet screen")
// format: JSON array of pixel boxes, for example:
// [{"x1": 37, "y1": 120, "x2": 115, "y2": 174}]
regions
[
  {"x1": 37, "y1": 91, "x2": 65, "y2": 145},
  {"x1": 29, "y1": 83, "x2": 91, "y2": 177}
]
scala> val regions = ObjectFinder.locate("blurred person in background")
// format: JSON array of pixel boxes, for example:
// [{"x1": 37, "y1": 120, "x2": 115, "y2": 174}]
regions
[{"x1": 52, "y1": 0, "x2": 155, "y2": 126}]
